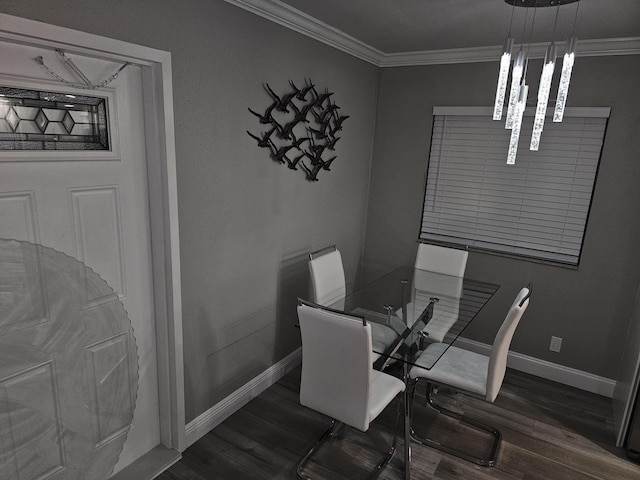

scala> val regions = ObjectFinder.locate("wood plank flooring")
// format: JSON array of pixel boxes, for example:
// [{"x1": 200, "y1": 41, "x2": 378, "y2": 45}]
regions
[{"x1": 157, "y1": 368, "x2": 640, "y2": 479}]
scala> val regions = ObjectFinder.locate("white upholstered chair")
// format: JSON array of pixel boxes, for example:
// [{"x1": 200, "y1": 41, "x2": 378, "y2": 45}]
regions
[
  {"x1": 400, "y1": 243, "x2": 468, "y2": 342},
  {"x1": 308, "y1": 245, "x2": 397, "y2": 358},
  {"x1": 408, "y1": 286, "x2": 531, "y2": 467},
  {"x1": 296, "y1": 299, "x2": 406, "y2": 479}
]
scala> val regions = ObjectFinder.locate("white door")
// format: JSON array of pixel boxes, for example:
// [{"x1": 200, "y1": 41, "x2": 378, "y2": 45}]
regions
[{"x1": 0, "y1": 41, "x2": 159, "y2": 475}]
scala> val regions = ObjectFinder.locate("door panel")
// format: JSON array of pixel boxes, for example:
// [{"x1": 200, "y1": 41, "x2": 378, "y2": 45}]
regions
[
  {"x1": 0, "y1": 191, "x2": 39, "y2": 243},
  {"x1": 0, "y1": 41, "x2": 159, "y2": 476},
  {"x1": 70, "y1": 186, "x2": 126, "y2": 297}
]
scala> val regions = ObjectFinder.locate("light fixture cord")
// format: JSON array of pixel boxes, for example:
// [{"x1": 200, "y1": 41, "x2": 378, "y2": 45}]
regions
[
  {"x1": 507, "y1": 1, "x2": 516, "y2": 37},
  {"x1": 520, "y1": 5, "x2": 529, "y2": 42},
  {"x1": 551, "y1": 4, "x2": 560, "y2": 41},
  {"x1": 523, "y1": 1, "x2": 538, "y2": 81},
  {"x1": 571, "y1": 0, "x2": 581, "y2": 36}
]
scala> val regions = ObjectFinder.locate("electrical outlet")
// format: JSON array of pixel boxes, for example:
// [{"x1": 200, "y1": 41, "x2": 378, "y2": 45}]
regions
[{"x1": 550, "y1": 336, "x2": 562, "y2": 353}]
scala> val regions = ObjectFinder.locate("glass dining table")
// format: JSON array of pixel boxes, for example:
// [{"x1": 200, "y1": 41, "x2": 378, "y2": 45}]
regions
[{"x1": 327, "y1": 266, "x2": 500, "y2": 480}]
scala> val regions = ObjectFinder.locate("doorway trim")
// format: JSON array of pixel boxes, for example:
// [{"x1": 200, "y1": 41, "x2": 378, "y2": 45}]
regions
[{"x1": 0, "y1": 11, "x2": 186, "y2": 460}]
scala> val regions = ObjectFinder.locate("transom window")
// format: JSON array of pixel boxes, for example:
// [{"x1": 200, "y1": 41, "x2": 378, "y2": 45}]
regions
[{"x1": 0, "y1": 86, "x2": 109, "y2": 151}]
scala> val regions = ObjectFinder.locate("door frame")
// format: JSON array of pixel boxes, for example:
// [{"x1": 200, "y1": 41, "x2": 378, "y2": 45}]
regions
[{"x1": 0, "y1": 12, "x2": 186, "y2": 456}]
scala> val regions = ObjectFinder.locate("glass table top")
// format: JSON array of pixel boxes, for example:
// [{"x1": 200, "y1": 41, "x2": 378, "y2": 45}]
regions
[{"x1": 328, "y1": 266, "x2": 499, "y2": 370}]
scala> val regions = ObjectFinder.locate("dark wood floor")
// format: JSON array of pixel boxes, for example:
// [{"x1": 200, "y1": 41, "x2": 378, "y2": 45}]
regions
[{"x1": 157, "y1": 367, "x2": 640, "y2": 479}]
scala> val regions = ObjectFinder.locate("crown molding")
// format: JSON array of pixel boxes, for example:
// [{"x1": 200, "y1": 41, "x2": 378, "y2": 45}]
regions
[
  {"x1": 223, "y1": 0, "x2": 384, "y2": 65},
  {"x1": 224, "y1": 0, "x2": 640, "y2": 67},
  {"x1": 380, "y1": 37, "x2": 640, "y2": 67}
]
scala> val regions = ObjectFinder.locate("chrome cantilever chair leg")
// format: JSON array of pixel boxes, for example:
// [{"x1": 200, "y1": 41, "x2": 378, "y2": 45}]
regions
[
  {"x1": 410, "y1": 382, "x2": 502, "y2": 467},
  {"x1": 296, "y1": 400, "x2": 403, "y2": 480},
  {"x1": 296, "y1": 419, "x2": 340, "y2": 479}
]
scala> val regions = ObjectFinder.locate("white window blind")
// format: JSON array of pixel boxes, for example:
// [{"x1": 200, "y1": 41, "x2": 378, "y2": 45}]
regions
[{"x1": 421, "y1": 106, "x2": 609, "y2": 266}]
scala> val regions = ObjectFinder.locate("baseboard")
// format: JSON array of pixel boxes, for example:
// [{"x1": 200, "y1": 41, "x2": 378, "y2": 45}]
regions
[
  {"x1": 109, "y1": 445, "x2": 181, "y2": 480},
  {"x1": 454, "y1": 338, "x2": 616, "y2": 398},
  {"x1": 183, "y1": 338, "x2": 615, "y2": 450},
  {"x1": 185, "y1": 347, "x2": 302, "y2": 447}
]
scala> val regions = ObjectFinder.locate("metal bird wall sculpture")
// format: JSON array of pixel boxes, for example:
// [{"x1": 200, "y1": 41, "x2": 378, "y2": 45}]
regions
[{"x1": 247, "y1": 78, "x2": 348, "y2": 181}]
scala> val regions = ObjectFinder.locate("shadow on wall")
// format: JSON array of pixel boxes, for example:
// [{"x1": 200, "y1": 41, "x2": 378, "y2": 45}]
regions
[
  {"x1": 274, "y1": 249, "x2": 311, "y2": 359},
  {"x1": 185, "y1": 304, "x2": 278, "y2": 418},
  {"x1": 184, "y1": 249, "x2": 310, "y2": 420}
]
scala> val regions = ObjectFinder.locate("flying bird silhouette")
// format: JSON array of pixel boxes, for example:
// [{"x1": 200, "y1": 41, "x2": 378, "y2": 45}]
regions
[
  {"x1": 310, "y1": 107, "x2": 333, "y2": 125},
  {"x1": 290, "y1": 131, "x2": 311, "y2": 148},
  {"x1": 247, "y1": 127, "x2": 276, "y2": 148},
  {"x1": 289, "y1": 80, "x2": 316, "y2": 101},
  {"x1": 269, "y1": 117, "x2": 293, "y2": 140},
  {"x1": 300, "y1": 160, "x2": 322, "y2": 181},
  {"x1": 271, "y1": 143, "x2": 297, "y2": 164},
  {"x1": 288, "y1": 102, "x2": 311, "y2": 124},
  {"x1": 329, "y1": 115, "x2": 349, "y2": 136},
  {"x1": 285, "y1": 152, "x2": 305, "y2": 170},
  {"x1": 303, "y1": 148, "x2": 325, "y2": 166},
  {"x1": 321, "y1": 156, "x2": 337, "y2": 170},
  {"x1": 248, "y1": 104, "x2": 275, "y2": 124},
  {"x1": 265, "y1": 83, "x2": 297, "y2": 113},
  {"x1": 313, "y1": 90, "x2": 334, "y2": 107},
  {"x1": 325, "y1": 135, "x2": 341, "y2": 150},
  {"x1": 334, "y1": 114, "x2": 349, "y2": 128},
  {"x1": 307, "y1": 124, "x2": 329, "y2": 139},
  {"x1": 308, "y1": 141, "x2": 328, "y2": 157},
  {"x1": 273, "y1": 118, "x2": 301, "y2": 140}
]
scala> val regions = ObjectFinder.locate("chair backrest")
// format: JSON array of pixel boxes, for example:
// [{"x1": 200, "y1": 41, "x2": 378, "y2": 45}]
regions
[
  {"x1": 486, "y1": 287, "x2": 531, "y2": 402},
  {"x1": 415, "y1": 243, "x2": 468, "y2": 277},
  {"x1": 297, "y1": 301, "x2": 373, "y2": 431},
  {"x1": 412, "y1": 270, "x2": 464, "y2": 342},
  {"x1": 308, "y1": 247, "x2": 346, "y2": 308}
]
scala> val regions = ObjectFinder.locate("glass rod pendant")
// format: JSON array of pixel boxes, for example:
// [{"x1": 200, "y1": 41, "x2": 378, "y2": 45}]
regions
[
  {"x1": 505, "y1": 48, "x2": 526, "y2": 129},
  {"x1": 507, "y1": 83, "x2": 529, "y2": 164},
  {"x1": 493, "y1": 37, "x2": 514, "y2": 120},
  {"x1": 554, "y1": 37, "x2": 577, "y2": 122},
  {"x1": 530, "y1": 43, "x2": 557, "y2": 151}
]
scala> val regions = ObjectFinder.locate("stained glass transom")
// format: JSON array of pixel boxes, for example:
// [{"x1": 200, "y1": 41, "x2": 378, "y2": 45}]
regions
[{"x1": 0, "y1": 86, "x2": 109, "y2": 151}]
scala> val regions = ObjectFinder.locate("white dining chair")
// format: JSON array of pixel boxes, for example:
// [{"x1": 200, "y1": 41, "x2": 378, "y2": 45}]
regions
[
  {"x1": 296, "y1": 299, "x2": 406, "y2": 479},
  {"x1": 408, "y1": 286, "x2": 531, "y2": 467},
  {"x1": 399, "y1": 243, "x2": 468, "y2": 343},
  {"x1": 308, "y1": 245, "x2": 397, "y2": 359}
]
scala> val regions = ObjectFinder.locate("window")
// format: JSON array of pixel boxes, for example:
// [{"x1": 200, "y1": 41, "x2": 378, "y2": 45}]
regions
[
  {"x1": 420, "y1": 106, "x2": 609, "y2": 266},
  {"x1": 0, "y1": 85, "x2": 109, "y2": 151}
]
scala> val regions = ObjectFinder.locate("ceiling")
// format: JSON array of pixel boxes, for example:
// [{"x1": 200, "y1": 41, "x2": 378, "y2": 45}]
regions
[{"x1": 276, "y1": 0, "x2": 640, "y2": 54}]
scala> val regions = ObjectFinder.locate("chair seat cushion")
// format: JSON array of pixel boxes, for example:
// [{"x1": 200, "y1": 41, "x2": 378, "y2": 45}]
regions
[
  {"x1": 368, "y1": 371, "x2": 405, "y2": 426},
  {"x1": 409, "y1": 343, "x2": 488, "y2": 397},
  {"x1": 371, "y1": 322, "x2": 398, "y2": 352}
]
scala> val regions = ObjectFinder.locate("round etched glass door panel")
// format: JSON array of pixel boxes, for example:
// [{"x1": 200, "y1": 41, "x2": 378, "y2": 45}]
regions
[{"x1": 0, "y1": 239, "x2": 138, "y2": 479}]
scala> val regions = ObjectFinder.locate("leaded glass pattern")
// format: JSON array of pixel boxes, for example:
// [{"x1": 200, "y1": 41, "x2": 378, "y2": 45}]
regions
[{"x1": 0, "y1": 86, "x2": 109, "y2": 151}]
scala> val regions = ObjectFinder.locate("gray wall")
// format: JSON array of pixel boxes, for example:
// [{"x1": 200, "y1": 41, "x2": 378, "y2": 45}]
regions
[
  {"x1": 4, "y1": 0, "x2": 640, "y2": 423},
  {"x1": 0, "y1": 0, "x2": 380, "y2": 422},
  {"x1": 364, "y1": 56, "x2": 640, "y2": 379}
]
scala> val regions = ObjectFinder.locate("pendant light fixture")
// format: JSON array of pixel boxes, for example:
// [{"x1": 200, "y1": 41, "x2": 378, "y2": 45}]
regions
[
  {"x1": 499, "y1": 0, "x2": 581, "y2": 163},
  {"x1": 493, "y1": 37, "x2": 514, "y2": 120},
  {"x1": 507, "y1": 4, "x2": 536, "y2": 164},
  {"x1": 504, "y1": 48, "x2": 526, "y2": 129},
  {"x1": 505, "y1": 7, "x2": 529, "y2": 129},
  {"x1": 493, "y1": 3, "x2": 516, "y2": 120},
  {"x1": 530, "y1": 5, "x2": 560, "y2": 151},
  {"x1": 555, "y1": 1, "x2": 580, "y2": 121}
]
